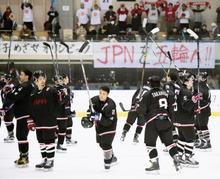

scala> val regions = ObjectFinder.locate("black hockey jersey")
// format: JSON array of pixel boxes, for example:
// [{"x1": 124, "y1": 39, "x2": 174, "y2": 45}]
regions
[
  {"x1": 29, "y1": 86, "x2": 59, "y2": 129},
  {"x1": 138, "y1": 87, "x2": 172, "y2": 125},
  {"x1": 6, "y1": 81, "x2": 34, "y2": 119},
  {"x1": 176, "y1": 85, "x2": 197, "y2": 126},
  {"x1": 163, "y1": 81, "x2": 181, "y2": 122},
  {"x1": 194, "y1": 81, "x2": 211, "y2": 116},
  {"x1": 91, "y1": 96, "x2": 117, "y2": 134},
  {"x1": 130, "y1": 85, "x2": 151, "y2": 111},
  {"x1": 54, "y1": 84, "x2": 69, "y2": 118}
]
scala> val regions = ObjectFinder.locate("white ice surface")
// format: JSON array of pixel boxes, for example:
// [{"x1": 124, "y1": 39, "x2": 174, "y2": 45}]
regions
[{"x1": 0, "y1": 117, "x2": 219, "y2": 179}]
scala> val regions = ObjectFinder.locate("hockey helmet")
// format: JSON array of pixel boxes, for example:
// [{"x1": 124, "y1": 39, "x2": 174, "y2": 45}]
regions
[
  {"x1": 53, "y1": 75, "x2": 63, "y2": 82},
  {"x1": 3, "y1": 73, "x2": 13, "y2": 80},
  {"x1": 199, "y1": 72, "x2": 208, "y2": 81},
  {"x1": 148, "y1": 75, "x2": 161, "y2": 88},
  {"x1": 81, "y1": 117, "x2": 94, "y2": 128}
]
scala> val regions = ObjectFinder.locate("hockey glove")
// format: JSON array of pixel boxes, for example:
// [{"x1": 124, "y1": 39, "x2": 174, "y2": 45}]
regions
[
  {"x1": 90, "y1": 112, "x2": 102, "y2": 121},
  {"x1": 192, "y1": 93, "x2": 202, "y2": 103},
  {"x1": 27, "y1": 119, "x2": 36, "y2": 131},
  {"x1": 70, "y1": 110, "x2": 76, "y2": 118}
]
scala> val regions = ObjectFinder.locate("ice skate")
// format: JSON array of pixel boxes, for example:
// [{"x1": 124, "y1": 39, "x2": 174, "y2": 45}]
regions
[
  {"x1": 173, "y1": 154, "x2": 181, "y2": 172},
  {"x1": 35, "y1": 158, "x2": 47, "y2": 170},
  {"x1": 44, "y1": 160, "x2": 54, "y2": 171},
  {"x1": 145, "y1": 158, "x2": 160, "y2": 174},
  {"x1": 184, "y1": 155, "x2": 199, "y2": 168},
  {"x1": 56, "y1": 144, "x2": 67, "y2": 152},
  {"x1": 199, "y1": 140, "x2": 212, "y2": 152},
  {"x1": 133, "y1": 133, "x2": 139, "y2": 144},
  {"x1": 14, "y1": 155, "x2": 29, "y2": 168},
  {"x1": 4, "y1": 132, "x2": 15, "y2": 143},
  {"x1": 120, "y1": 130, "x2": 127, "y2": 141},
  {"x1": 104, "y1": 155, "x2": 118, "y2": 170},
  {"x1": 66, "y1": 138, "x2": 78, "y2": 146}
]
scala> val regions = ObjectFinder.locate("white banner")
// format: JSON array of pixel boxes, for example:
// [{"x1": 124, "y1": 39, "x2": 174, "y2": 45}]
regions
[
  {"x1": 100, "y1": 0, "x2": 112, "y2": 11},
  {"x1": 93, "y1": 42, "x2": 215, "y2": 69},
  {"x1": 0, "y1": 41, "x2": 93, "y2": 60}
]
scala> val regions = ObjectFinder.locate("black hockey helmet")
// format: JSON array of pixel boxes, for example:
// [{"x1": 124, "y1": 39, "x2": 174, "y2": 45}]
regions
[
  {"x1": 199, "y1": 72, "x2": 208, "y2": 81},
  {"x1": 33, "y1": 70, "x2": 46, "y2": 81},
  {"x1": 53, "y1": 75, "x2": 63, "y2": 82},
  {"x1": 148, "y1": 75, "x2": 161, "y2": 88},
  {"x1": 167, "y1": 71, "x2": 178, "y2": 82},
  {"x1": 3, "y1": 73, "x2": 13, "y2": 80},
  {"x1": 81, "y1": 117, "x2": 94, "y2": 128}
]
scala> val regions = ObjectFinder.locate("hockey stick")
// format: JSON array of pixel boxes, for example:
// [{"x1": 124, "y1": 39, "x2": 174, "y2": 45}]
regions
[
  {"x1": 53, "y1": 38, "x2": 59, "y2": 75},
  {"x1": 78, "y1": 41, "x2": 94, "y2": 112},
  {"x1": 43, "y1": 42, "x2": 58, "y2": 76},
  {"x1": 60, "y1": 41, "x2": 72, "y2": 83},
  {"x1": 186, "y1": 28, "x2": 201, "y2": 110},
  {"x1": 119, "y1": 102, "x2": 129, "y2": 112},
  {"x1": 139, "y1": 27, "x2": 160, "y2": 97}
]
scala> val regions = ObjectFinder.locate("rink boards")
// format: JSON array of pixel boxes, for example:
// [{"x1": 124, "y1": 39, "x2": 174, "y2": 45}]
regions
[{"x1": 72, "y1": 90, "x2": 220, "y2": 117}]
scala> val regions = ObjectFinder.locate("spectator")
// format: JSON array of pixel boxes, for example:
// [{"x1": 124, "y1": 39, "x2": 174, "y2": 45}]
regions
[
  {"x1": 216, "y1": 7, "x2": 220, "y2": 28},
  {"x1": 90, "y1": 4, "x2": 101, "y2": 35},
  {"x1": 104, "y1": 6, "x2": 118, "y2": 35},
  {"x1": 200, "y1": 24, "x2": 210, "y2": 40},
  {"x1": 104, "y1": 5, "x2": 117, "y2": 25},
  {"x1": 20, "y1": 24, "x2": 32, "y2": 39},
  {"x1": 76, "y1": 25, "x2": 87, "y2": 41},
  {"x1": 21, "y1": 2, "x2": 34, "y2": 31},
  {"x1": 87, "y1": 25, "x2": 97, "y2": 39},
  {"x1": 167, "y1": 26, "x2": 180, "y2": 40},
  {"x1": 48, "y1": 6, "x2": 59, "y2": 23},
  {"x1": 210, "y1": 22, "x2": 220, "y2": 40},
  {"x1": 163, "y1": 2, "x2": 179, "y2": 34},
  {"x1": 145, "y1": 3, "x2": 160, "y2": 33},
  {"x1": 76, "y1": 3, "x2": 90, "y2": 30},
  {"x1": 177, "y1": 3, "x2": 190, "y2": 30},
  {"x1": 190, "y1": 3, "x2": 208, "y2": 28},
  {"x1": 131, "y1": 3, "x2": 143, "y2": 31},
  {"x1": 44, "y1": 6, "x2": 60, "y2": 38},
  {"x1": 1, "y1": 6, "x2": 15, "y2": 34},
  {"x1": 117, "y1": 4, "x2": 129, "y2": 32}
]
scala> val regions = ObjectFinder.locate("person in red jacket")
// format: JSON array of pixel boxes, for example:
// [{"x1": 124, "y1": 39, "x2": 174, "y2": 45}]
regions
[
  {"x1": 131, "y1": 3, "x2": 143, "y2": 31},
  {"x1": 117, "y1": 4, "x2": 129, "y2": 32},
  {"x1": 164, "y1": 2, "x2": 179, "y2": 34}
]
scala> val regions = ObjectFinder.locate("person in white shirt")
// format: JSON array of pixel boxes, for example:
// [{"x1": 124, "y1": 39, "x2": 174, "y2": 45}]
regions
[
  {"x1": 90, "y1": 4, "x2": 101, "y2": 33},
  {"x1": 146, "y1": 4, "x2": 160, "y2": 33},
  {"x1": 21, "y1": 2, "x2": 34, "y2": 31},
  {"x1": 177, "y1": 4, "x2": 190, "y2": 30},
  {"x1": 76, "y1": 3, "x2": 90, "y2": 30}
]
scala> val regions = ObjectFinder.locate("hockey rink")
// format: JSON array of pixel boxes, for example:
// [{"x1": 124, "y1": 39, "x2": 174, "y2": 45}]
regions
[{"x1": 0, "y1": 115, "x2": 219, "y2": 179}]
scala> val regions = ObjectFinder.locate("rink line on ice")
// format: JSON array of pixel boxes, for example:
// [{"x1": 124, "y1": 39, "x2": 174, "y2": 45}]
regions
[{"x1": 75, "y1": 111, "x2": 220, "y2": 118}]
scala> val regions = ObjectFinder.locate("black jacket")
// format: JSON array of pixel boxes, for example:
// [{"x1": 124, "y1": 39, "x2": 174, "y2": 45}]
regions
[{"x1": 91, "y1": 96, "x2": 117, "y2": 134}]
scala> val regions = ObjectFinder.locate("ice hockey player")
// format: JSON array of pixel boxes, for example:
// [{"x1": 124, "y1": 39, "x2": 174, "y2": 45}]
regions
[
  {"x1": 28, "y1": 70, "x2": 59, "y2": 170},
  {"x1": 194, "y1": 72, "x2": 211, "y2": 150},
  {"x1": 163, "y1": 71, "x2": 181, "y2": 145},
  {"x1": 62, "y1": 74, "x2": 77, "y2": 145},
  {"x1": 138, "y1": 75, "x2": 181, "y2": 172},
  {"x1": 5, "y1": 69, "x2": 34, "y2": 167},
  {"x1": 86, "y1": 86, "x2": 118, "y2": 170},
  {"x1": 53, "y1": 75, "x2": 68, "y2": 152},
  {"x1": 120, "y1": 83, "x2": 150, "y2": 143},
  {"x1": 0, "y1": 74, "x2": 15, "y2": 143},
  {"x1": 176, "y1": 73, "x2": 200, "y2": 167}
]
